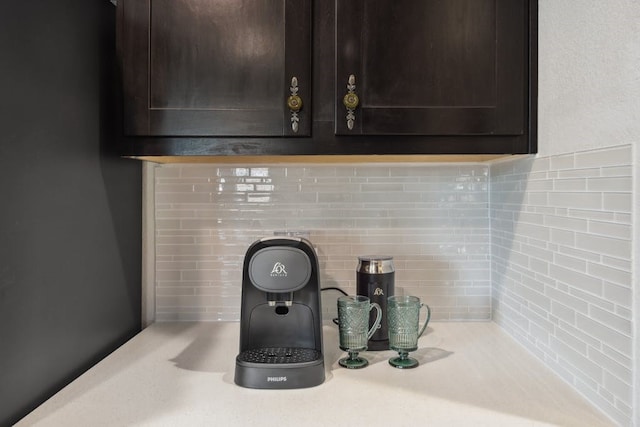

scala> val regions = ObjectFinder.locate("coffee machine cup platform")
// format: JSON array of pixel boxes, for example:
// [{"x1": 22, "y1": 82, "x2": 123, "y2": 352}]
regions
[{"x1": 234, "y1": 237, "x2": 325, "y2": 389}]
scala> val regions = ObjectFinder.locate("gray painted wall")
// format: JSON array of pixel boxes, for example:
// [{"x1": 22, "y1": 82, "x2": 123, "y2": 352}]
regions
[{"x1": 0, "y1": 1, "x2": 141, "y2": 424}]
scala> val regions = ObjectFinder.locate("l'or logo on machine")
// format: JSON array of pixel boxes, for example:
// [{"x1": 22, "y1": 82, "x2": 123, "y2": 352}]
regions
[
  {"x1": 270, "y1": 262, "x2": 288, "y2": 277},
  {"x1": 373, "y1": 287, "x2": 384, "y2": 296}
]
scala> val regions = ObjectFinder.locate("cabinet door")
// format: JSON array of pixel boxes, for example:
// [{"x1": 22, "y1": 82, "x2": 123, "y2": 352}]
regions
[
  {"x1": 121, "y1": 0, "x2": 311, "y2": 136},
  {"x1": 336, "y1": 0, "x2": 527, "y2": 136}
]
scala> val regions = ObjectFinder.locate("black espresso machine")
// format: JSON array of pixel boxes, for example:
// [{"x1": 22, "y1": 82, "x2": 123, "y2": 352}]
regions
[{"x1": 234, "y1": 237, "x2": 325, "y2": 389}]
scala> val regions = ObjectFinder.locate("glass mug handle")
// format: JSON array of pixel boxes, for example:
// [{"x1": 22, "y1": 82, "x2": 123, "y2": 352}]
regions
[
  {"x1": 417, "y1": 303, "x2": 431, "y2": 339},
  {"x1": 366, "y1": 302, "x2": 383, "y2": 340}
]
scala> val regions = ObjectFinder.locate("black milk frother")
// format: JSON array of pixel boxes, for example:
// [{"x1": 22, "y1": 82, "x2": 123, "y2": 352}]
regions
[{"x1": 356, "y1": 255, "x2": 395, "y2": 351}]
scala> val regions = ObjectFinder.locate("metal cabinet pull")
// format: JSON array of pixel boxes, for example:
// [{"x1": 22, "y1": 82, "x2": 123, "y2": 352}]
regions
[
  {"x1": 343, "y1": 74, "x2": 359, "y2": 130},
  {"x1": 287, "y1": 76, "x2": 303, "y2": 133}
]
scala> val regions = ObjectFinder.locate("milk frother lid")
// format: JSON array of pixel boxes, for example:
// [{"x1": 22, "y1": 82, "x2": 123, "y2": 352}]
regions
[{"x1": 357, "y1": 255, "x2": 394, "y2": 274}]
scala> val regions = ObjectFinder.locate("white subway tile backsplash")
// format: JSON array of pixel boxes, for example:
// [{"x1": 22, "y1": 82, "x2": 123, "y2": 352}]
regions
[
  {"x1": 589, "y1": 346, "x2": 632, "y2": 384},
  {"x1": 576, "y1": 314, "x2": 631, "y2": 355},
  {"x1": 588, "y1": 306, "x2": 632, "y2": 335},
  {"x1": 545, "y1": 215, "x2": 588, "y2": 232},
  {"x1": 549, "y1": 154, "x2": 575, "y2": 170},
  {"x1": 557, "y1": 168, "x2": 601, "y2": 179},
  {"x1": 601, "y1": 166, "x2": 632, "y2": 177},
  {"x1": 550, "y1": 301, "x2": 576, "y2": 324},
  {"x1": 587, "y1": 263, "x2": 631, "y2": 286},
  {"x1": 553, "y1": 253, "x2": 587, "y2": 272},
  {"x1": 491, "y1": 144, "x2": 633, "y2": 425},
  {"x1": 603, "y1": 282, "x2": 633, "y2": 309},
  {"x1": 573, "y1": 146, "x2": 632, "y2": 168},
  {"x1": 603, "y1": 371, "x2": 633, "y2": 407},
  {"x1": 550, "y1": 228, "x2": 576, "y2": 246},
  {"x1": 587, "y1": 176, "x2": 632, "y2": 192},
  {"x1": 602, "y1": 192, "x2": 632, "y2": 212},
  {"x1": 548, "y1": 192, "x2": 603, "y2": 210},
  {"x1": 553, "y1": 178, "x2": 587, "y2": 191},
  {"x1": 155, "y1": 163, "x2": 492, "y2": 322},
  {"x1": 549, "y1": 264, "x2": 603, "y2": 295},
  {"x1": 569, "y1": 288, "x2": 616, "y2": 313},
  {"x1": 588, "y1": 220, "x2": 631, "y2": 240},
  {"x1": 575, "y1": 232, "x2": 631, "y2": 260},
  {"x1": 557, "y1": 319, "x2": 603, "y2": 350},
  {"x1": 554, "y1": 327, "x2": 588, "y2": 355}
]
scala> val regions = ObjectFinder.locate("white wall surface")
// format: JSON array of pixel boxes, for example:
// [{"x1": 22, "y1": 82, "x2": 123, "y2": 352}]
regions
[{"x1": 537, "y1": 0, "x2": 640, "y2": 157}]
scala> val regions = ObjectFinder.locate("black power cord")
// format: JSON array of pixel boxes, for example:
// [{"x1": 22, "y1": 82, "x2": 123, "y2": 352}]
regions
[
  {"x1": 320, "y1": 286, "x2": 349, "y2": 296},
  {"x1": 320, "y1": 287, "x2": 348, "y2": 325}
]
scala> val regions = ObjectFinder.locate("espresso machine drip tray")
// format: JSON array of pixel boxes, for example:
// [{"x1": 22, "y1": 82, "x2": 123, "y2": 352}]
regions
[{"x1": 237, "y1": 347, "x2": 321, "y2": 364}]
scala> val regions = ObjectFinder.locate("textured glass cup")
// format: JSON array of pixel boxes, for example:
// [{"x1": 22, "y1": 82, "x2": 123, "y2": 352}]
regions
[
  {"x1": 337, "y1": 295, "x2": 382, "y2": 369},
  {"x1": 387, "y1": 295, "x2": 431, "y2": 369}
]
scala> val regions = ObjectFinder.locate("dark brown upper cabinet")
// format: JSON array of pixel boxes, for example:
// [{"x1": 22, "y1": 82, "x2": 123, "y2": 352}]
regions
[
  {"x1": 335, "y1": 0, "x2": 526, "y2": 137},
  {"x1": 120, "y1": 0, "x2": 311, "y2": 137},
  {"x1": 118, "y1": 0, "x2": 537, "y2": 157}
]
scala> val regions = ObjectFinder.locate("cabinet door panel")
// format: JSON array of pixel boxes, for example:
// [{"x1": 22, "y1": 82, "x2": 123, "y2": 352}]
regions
[
  {"x1": 122, "y1": 0, "x2": 311, "y2": 136},
  {"x1": 336, "y1": 0, "x2": 526, "y2": 136}
]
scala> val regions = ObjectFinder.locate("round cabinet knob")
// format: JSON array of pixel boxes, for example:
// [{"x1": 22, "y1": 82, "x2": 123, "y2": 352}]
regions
[
  {"x1": 287, "y1": 95, "x2": 303, "y2": 112},
  {"x1": 343, "y1": 92, "x2": 359, "y2": 110}
]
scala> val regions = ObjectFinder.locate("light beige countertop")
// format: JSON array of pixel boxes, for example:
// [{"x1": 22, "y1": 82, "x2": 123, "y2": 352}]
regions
[{"x1": 17, "y1": 322, "x2": 615, "y2": 427}]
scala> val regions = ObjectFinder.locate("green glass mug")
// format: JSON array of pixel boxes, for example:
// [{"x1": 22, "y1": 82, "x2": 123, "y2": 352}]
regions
[
  {"x1": 337, "y1": 295, "x2": 382, "y2": 369},
  {"x1": 387, "y1": 295, "x2": 431, "y2": 369}
]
